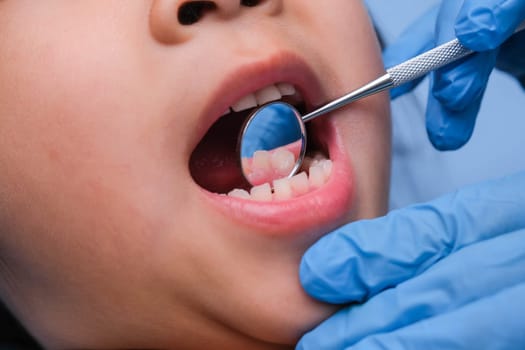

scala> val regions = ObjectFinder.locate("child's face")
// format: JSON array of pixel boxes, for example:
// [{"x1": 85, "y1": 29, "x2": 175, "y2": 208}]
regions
[{"x1": 0, "y1": 1, "x2": 390, "y2": 349}]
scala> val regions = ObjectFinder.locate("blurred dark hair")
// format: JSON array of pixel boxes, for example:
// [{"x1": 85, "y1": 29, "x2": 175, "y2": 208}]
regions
[{"x1": 0, "y1": 301, "x2": 42, "y2": 349}]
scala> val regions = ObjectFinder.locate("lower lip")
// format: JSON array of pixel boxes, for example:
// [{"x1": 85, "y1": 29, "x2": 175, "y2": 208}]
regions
[{"x1": 197, "y1": 115, "x2": 354, "y2": 237}]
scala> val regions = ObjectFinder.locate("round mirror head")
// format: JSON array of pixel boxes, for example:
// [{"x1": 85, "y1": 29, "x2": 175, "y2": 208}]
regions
[{"x1": 239, "y1": 102, "x2": 306, "y2": 187}]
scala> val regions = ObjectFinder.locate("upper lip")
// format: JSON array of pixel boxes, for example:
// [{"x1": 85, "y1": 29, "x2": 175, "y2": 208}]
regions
[
  {"x1": 191, "y1": 50, "x2": 355, "y2": 236},
  {"x1": 191, "y1": 51, "x2": 327, "y2": 150}
]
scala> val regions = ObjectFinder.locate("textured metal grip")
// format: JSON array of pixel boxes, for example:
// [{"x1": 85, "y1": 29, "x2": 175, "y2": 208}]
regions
[
  {"x1": 386, "y1": 20, "x2": 525, "y2": 87},
  {"x1": 387, "y1": 39, "x2": 472, "y2": 87}
]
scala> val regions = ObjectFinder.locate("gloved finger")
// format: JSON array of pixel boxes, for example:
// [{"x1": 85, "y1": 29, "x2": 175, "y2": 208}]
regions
[
  {"x1": 382, "y1": 5, "x2": 439, "y2": 99},
  {"x1": 426, "y1": 0, "x2": 499, "y2": 150},
  {"x1": 425, "y1": 51, "x2": 497, "y2": 150},
  {"x1": 300, "y1": 171, "x2": 525, "y2": 304},
  {"x1": 297, "y1": 229, "x2": 525, "y2": 350},
  {"x1": 348, "y1": 282, "x2": 525, "y2": 350},
  {"x1": 456, "y1": 0, "x2": 525, "y2": 51}
]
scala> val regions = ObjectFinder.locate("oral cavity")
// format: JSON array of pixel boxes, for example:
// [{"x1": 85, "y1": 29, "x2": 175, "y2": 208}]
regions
[{"x1": 190, "y1": 81, "x2": 332, "y2": 200}]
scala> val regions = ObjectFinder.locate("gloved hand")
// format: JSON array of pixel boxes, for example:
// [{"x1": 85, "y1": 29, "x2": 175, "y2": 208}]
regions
[
  {"x1": 383, "y1": 0, "x2": 525, "y2": 150},
  {"x1": 296, "y1": 171, "x2": 525, "y2": 350}
]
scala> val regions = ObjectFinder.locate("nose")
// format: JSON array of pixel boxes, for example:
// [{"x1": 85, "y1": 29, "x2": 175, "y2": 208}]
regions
[{"x1": 150, "y1": 0, "x2": 281, "y2": 44}]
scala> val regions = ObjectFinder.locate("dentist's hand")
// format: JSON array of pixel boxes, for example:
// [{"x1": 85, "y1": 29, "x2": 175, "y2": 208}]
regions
[
  {"x1": 296, "y1": 172, "x2": 525, "y2": 350},
  {"x1": 383, "y1": 0, "x2": 525, "y2": 150}
]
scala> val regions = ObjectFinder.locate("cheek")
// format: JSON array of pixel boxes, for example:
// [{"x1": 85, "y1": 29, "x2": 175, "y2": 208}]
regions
[
  {"x1": 293, "y1": 0, "x2": 390, "y2": 216},
  {"x1": 0, "y1": 11, "x2": 200, "y2": 290},
  {"x1": 0, "y1": 1, "x2": 188, "y2": 182},
  {"x1": 0, "y1": 22, "x2": 195, "y2": 205}
]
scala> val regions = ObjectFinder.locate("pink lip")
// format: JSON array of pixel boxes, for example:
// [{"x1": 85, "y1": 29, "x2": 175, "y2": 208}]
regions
[{"x1": 193, "y1": 52, "x2": 355, "y2": 236}]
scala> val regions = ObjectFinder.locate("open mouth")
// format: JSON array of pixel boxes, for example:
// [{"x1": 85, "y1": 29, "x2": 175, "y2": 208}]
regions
[
  {"x1": 189, "y1": 82, "x2": 332, "y2": 201},
  {"x1": 186, "y1": 54, "x2": 355, "y2": 234}
]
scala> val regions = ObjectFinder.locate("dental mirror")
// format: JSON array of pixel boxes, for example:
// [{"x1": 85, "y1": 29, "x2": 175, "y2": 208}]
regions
[
  {"x1": 239, "y1": 101, "x2": 306, "y2": 186},
  {"x1": 239, "y1": 21, "x2": 525, "y2": 187}
]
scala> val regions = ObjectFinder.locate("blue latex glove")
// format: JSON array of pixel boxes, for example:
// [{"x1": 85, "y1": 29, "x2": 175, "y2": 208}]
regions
[
  {"x1": 383, "y1": 0, "x2": 525, "y2": 150},
  {"x1": 297, "y1": 171, "x2": 525, "y2": 349}
]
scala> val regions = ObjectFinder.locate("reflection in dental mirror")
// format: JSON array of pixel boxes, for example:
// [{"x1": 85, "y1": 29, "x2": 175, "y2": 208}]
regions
[{"x1": 239, "y1": 102, "x2": 306, "y2": 186}]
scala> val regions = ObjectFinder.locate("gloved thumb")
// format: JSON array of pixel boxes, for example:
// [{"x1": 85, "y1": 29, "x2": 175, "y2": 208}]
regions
[{"x1": 300, "y1": 172, "x2": 525, "y2": 304}]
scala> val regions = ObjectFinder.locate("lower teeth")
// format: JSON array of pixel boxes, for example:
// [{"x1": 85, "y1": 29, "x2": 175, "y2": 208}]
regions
[{"x1": 228, "y1": 154, "x2": 332, "y2": 201}]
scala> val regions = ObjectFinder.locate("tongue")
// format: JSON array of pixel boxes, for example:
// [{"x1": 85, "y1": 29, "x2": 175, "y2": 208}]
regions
[{"x1": 189, "y1": 111, "x2": 250, "y2": 193}]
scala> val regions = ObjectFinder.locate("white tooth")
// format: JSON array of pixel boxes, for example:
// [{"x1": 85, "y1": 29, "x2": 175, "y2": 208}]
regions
[
  {"x1": 273, "y1": 177, "x2": 293, "y2": 200},
  {"x1": 302, "y1": 153, "x2": 327, "y2": 172},
  {"x1": 252, "y1": 150, "x2": 272, "y2": 171},
  {"x1": 290, "y1": 171, "x2": 309, "y2": 196},
  {"x1": 231, "y1": 93, "x2": 258, "y2": 112},
  {"x1": 270, "y1": 148, "x2": 296, "y2": 177},
  {"x1": 309, "y1": 165, "x2": 325, "y2": 189},
  {"x1": 250, "y1": 183, "x2": 273, "y2": 202},
  {"x1": 221, "y1": 108, "x2": 232, "y2": 116},
  {"x1": 277, "y1": 83, "x2": 296, "y2": 96},
  {"x1": 228, "y1": 189, "x2": 251, "y2": 199},
  {"x1": 320, "y1": 159, "x2": 333, "y2": 179},
  {"x1": 246, "y1": 151, "x2": 272, "y2": 185},
  {"x1": 246, "y1": 171, "x2": 269, "y2": 187},
  {"x1": 255, "y1": 85, "x2": 282, "y2": 105}
]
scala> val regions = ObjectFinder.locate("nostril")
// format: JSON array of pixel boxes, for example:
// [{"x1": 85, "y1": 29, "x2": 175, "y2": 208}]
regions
[
  {"x1": 178, "y1": 1, "x2": 217, "y2": 25},
  {"x1": 240, "y1": 0, "x2": 261, "y2": 7}
]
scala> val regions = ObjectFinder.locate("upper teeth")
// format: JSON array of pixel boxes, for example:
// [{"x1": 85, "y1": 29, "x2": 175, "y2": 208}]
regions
[{"x1": 227, "y1": 83, "x2": 299, "y2": 114}]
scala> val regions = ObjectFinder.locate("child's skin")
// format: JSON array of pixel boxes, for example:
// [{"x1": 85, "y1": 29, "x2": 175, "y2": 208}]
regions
[{"x1": 0, "y1": 1, "x2": 390, "y2": 349}]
